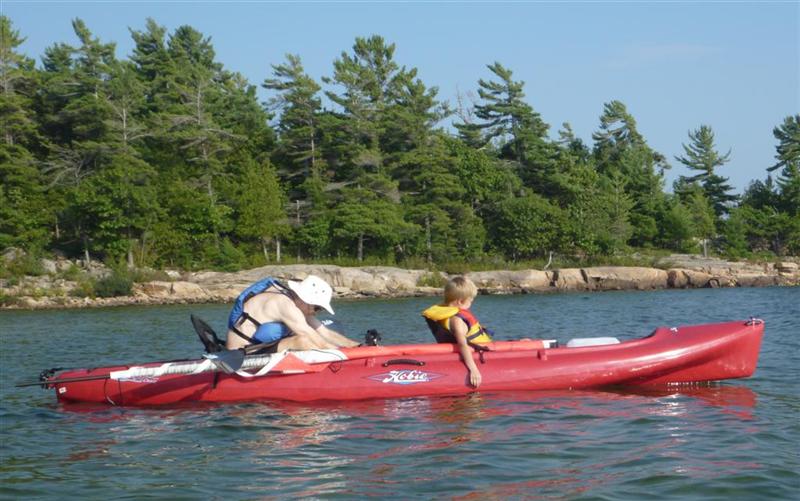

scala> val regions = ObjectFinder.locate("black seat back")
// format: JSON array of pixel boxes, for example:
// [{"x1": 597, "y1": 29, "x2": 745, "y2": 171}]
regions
[
  {"x1": 191, "y1": 314, "x2": 226, "y2": 353},
  {"x1": 425, "y1": 318, "x2": 454, "y2": 344}
]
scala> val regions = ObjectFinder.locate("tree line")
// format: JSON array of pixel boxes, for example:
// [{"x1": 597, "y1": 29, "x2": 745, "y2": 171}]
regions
[{"x1": 1, "y1": 16, "x2": 798, "y2": 272}]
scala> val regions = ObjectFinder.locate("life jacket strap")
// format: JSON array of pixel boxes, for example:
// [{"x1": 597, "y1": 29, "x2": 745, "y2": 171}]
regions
[
  {"x1": 466, "y1": 330, "x2": 485, "y2": 342},
  {"x1": 231, "y1": 284, "x2": 292, "y2": 346}
]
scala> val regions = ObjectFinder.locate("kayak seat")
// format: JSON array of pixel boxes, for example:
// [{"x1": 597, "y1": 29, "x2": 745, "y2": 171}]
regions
[
  {"x1": 191, "y1": 314, "x2": 226, "y2": 353},
  {"x1": 364, "y1": 329, "x2": 382, "y2": 346}
]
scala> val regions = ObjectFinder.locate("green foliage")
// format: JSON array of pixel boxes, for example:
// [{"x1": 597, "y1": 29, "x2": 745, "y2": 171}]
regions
[
  {"x1": 489, "y1": 194, "x2": 567, "y2": 260},
  {"x1": 128, "y1": 267, "x2": 171, "y2": 283},
  {"x1": 0, "y1": 290, "x2": 21, "y2": 307},
  {"x1": 768, "y1": 115, "x2": 800, "y2": 216},
  {"x1": 721, "y1": 205, "x2": 800, "y2": 257},
  {"x1": 235, "y1": 159, "x2": 289, "y2": 260},
  {"x1": 63, "y1": 263, "x2": 170, "y2": 298},
  {"x1": 291, "y1": 215, "x2": 332, "y2": 260},
  {"x1": 57, "y1": 263, "x2": 84, "y2": 281},
  {"x1": 455, "y1": 62, "x2": 548, "y2": 157},
  {"x1": 659, "y1": 199, "x2": 695, "y2": 251},
  {"x1": 720, "y1": 207, "x2": 757, "y2": 258},
  {"x1": 685, "y1": 188, "x2": 716, "y2": 240},
  {"x1": 331, "y1": 177, "x2": 411, "y2": 261},
  {"x1": 417, "y1": 271, "x2": 447, "y2": 288},
  {"x1": 70, "y1": 154, "x2": 159, "y2": 261},
  {"x1": 263, "y1": 54, "x2": 323, "y2": 192},
  {"x1": 70, "y1": 277, "x2": 96, "y2": 298},
  {"x1": 0, "y1": 251, "x2": 45, "y2": 279},
  {"x1": 0, "y1": 17, "x2": 52, "y2": 251},
  {"x1": 0, "y1": 18, "x2": 792, "y2": 276},
  {"x1": 675, "y1": 125, "x2": 737, "y2": 218},
  {"x1": 208, "y1": 238, "x2": 246, "y2": 272},
  {"x1": 93, "y1": 268, "x2": 133, "y2": 298}
]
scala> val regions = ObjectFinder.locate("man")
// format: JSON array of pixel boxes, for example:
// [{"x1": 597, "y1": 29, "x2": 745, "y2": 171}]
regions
[{"x1": 226, "y1": 275, "x2": 359, "y2": 351}]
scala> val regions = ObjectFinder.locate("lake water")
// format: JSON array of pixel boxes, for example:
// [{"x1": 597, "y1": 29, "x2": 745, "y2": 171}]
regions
[{"x1": 1, "y1": 287, "x2": 798, "y2": 499}]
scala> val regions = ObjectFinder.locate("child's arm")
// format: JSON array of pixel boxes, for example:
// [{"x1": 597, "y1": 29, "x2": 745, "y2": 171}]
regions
[{"x1": 451, "y1": 317, "x2": 482, "y2": 388}]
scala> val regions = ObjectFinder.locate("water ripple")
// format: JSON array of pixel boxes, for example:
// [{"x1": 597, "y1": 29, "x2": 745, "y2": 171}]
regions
[{"x1": 1, "y1": 288, "x2": 798, "y2": 499}]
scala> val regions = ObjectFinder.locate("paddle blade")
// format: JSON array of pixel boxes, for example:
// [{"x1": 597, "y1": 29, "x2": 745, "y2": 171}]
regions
[{"x1": 205, "y1": 350, "x2": 245, "y2": 373}]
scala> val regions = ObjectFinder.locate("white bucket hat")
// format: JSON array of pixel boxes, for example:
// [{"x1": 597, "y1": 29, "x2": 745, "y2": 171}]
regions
[{"x1": 287, "y1": 275, "x2": 335, "y2": 315}]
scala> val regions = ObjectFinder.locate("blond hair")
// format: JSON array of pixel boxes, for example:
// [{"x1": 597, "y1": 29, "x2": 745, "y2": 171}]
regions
[{"x1": 444, "y1": 276, "x2": 478, "y2": 303}]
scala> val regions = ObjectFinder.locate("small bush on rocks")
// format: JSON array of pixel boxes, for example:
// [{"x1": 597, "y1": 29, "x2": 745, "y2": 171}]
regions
[
  {"x1": 0, "y1": 252, "x2": 45, "y2": 279},
  {"x1": 418, "y1": 272, "x2": 447, "y2": 288},
  {"x1": 69, "y1": 279, "x2": 95, "y2": 298},
  {"x1": 94, "y1": 268, "x2": 134, "y2": 298}
]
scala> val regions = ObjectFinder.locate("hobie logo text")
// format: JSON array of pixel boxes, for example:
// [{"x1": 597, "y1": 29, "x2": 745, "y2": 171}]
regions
[{"x1": 367, "y1": 370, "x2": 443, "y2": 385}]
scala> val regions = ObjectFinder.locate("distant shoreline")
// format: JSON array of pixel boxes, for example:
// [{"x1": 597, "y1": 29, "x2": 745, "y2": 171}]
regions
[{"x1": 2, "y1": 254, "x2": 797, "y2": 310}]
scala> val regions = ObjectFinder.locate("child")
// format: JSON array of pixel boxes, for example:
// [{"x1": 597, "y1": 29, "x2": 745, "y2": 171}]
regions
[{"x1": 422, "y1": 276, "x2": 492, "y2": 388}]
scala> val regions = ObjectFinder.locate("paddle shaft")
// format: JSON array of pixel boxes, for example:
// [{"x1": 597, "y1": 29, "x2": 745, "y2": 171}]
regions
[{"x1": 17, "y1": 373, "x2": 112, "y2": 387}]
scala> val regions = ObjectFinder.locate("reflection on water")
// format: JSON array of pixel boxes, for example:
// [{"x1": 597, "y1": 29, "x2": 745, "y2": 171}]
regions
[{"x1": 50, "y1": 385, "x2": 761, "y2": 497}]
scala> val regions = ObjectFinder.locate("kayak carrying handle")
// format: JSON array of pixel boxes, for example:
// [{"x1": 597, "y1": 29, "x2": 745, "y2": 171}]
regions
[{"x1": 382, "y1": 359, "x2": 425, "y2": 367}]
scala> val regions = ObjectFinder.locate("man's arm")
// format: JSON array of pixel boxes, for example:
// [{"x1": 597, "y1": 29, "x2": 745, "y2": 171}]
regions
[
  {"x1": 277, "y1": 301, "x2": 336, "y2": 349},
  {"x1": 306, "y1": 316, "x2": 360, "y2": 348}
]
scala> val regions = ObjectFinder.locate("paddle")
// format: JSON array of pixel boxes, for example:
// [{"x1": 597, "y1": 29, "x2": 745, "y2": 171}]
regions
[
  {"x1": 209, "y1": 349, "x2": 245, "y2": 372},
  {"x1": 16, "y1": 373, "x2": 116, "y2": 387},
  {"x1": 16, "y1": 349, "x2": 248, "y2": 388}
]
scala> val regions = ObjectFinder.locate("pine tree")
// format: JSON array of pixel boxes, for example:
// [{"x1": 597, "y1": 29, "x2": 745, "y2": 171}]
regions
[
  {"x1": 540, "y1": 123, "x2": 593, "y2": 206},
  {"x1": 591, "y1": 101, "x2": 668, "y2": 247},
  {"x1": 38, "y1": 19, "x2": 116, "y2": 163},
  {"x1": 129, "y1": 18, "x2": 170, "y2": 110},
  {"x1": 263, "y1": 54, "x2": 324, "y2": 191},
  {"x1": 448, "y1": 137, "x2": 521, "y2": 214},
  {"x1": 0, "y1": 16, "x2": 52, "y2": 249},
  {"x1": 457, "y1": 62, "x2": 548, "y2": 156},
  {"x1": 70, "y1": 155, "x2": 159, "y2": 263},
  {"x1": 331, "y1": 179, "x2": 412, "y2": 262},
  {"x1": 159, "y1": 25, "x2": 243, "y2": 246},
  {"x1": 397, "y1": 137, "x2": 483, "y2": 262},
  {"x1": 454, "y1": 62, "x2": 552, "y2": 194},
  {"x1": 659, "y1": 198, "x2": 695, "y2": 251},
  {"x1": 36, "y1": 20, "x2": 118, "y2": 262},
  {"x1": 685, "y1": 188, "x2": 716, "y2": 255},
  {"x1": 235, "y1": 160, "x2": 289, "y2": 262},
  {"x1": 592, "y1": 100, "x2": 645, "y2": 165},
  {"x1": 675, "y1": 125, "x2": 736, "y2": 217},
  {"x1": 381, "y1": 67, "x2": 448, "y2": 157},
  {"x1": 0, "y1": 16, "x2": 38, "y2": 148},
  {"x1": 321, "y1": 35, "x2": 421, "y2": 261},
  {"x1": 105, "y1": 60, "x2": 148, "y2": 153},
  {"x1": 489, "y1": 193, "x2": 566, "y2": 260},
  {"x1": 768, "y1": 114, "x2": 800, "y2": 216},
  {"x1": 323, "y1": 35, "x2": 408, "y2": 178}
]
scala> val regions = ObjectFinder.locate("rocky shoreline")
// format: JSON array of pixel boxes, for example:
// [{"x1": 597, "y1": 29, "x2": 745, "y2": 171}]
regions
[{"x1": 1, "y1": 254, "x2": 798, "y2": 310}]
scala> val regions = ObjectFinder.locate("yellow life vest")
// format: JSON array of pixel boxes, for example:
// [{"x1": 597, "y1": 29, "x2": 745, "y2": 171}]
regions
[{"x1": 421, "y1": 305, "x2": 493, "y2": 344}]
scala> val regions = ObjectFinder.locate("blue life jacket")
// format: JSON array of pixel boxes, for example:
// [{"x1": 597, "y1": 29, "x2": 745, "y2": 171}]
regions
[
  {"x1": 227, "y1": 277, "x2": 291, "y2": 345},
  {"x1": 252, "y1": 321, "x2": 290, "y2": 344}
]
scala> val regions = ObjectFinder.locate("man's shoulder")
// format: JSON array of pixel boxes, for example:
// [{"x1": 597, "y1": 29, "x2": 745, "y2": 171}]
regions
[{"x1": 250, "y1": 289, "x2": 291, "y2": 309}]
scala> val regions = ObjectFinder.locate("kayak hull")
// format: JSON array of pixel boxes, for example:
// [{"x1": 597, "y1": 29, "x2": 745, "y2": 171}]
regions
[{"x1": 51, "y1": 320, "x2": 763, "y2": 406}]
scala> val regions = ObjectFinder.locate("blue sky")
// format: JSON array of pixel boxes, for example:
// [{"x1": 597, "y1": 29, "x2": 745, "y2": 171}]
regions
[{"x1": 3, "y1": 0, "x2": 798, "y2": 192}]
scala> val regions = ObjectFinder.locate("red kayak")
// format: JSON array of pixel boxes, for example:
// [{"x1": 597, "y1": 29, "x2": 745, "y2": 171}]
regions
[{"x1": 36, "y1": 319, "x2": 763, "y2": 406}]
